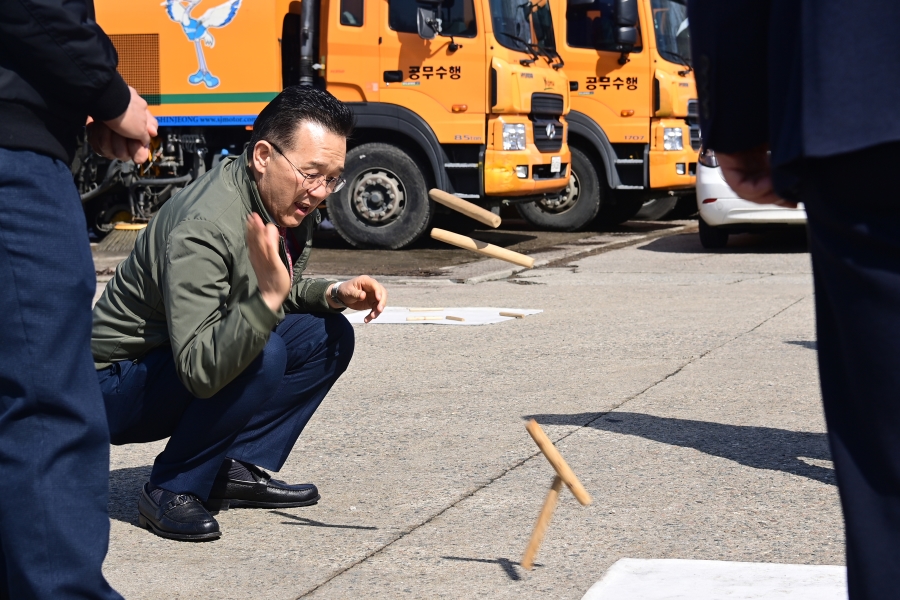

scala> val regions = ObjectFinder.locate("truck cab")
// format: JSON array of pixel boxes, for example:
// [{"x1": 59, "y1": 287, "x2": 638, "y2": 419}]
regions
[
  {"x1": 321, "y1": 0, "x2": 572, "y2": 247},
  {"x1": 523, "y1": 0, "x2": 697, "y2": 230}
]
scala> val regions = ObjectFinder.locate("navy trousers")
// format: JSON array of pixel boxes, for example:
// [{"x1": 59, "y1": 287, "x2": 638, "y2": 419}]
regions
[
  {"x1": 97, "y1": 312, "x2": 354, "y2": 500},
  {"x1": 803, "y1": 143, "x2": 900, "y2": 600},
  {"x1": 0, "y1": 148, "x2": 121, "y2": 599}
]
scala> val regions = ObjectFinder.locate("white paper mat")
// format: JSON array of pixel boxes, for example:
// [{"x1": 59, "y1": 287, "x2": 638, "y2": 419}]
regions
[
  {"x1": 582, "y1": 559, "x2": 846, "y2": 600},
  {"x1": 344, "y1": 307, "x2": 542, "y2": 326}
]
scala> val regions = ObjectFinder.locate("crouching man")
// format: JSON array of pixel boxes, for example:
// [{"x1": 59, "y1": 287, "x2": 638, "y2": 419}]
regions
[{"x1": 91, "y1": 87, "x2": 386, "y2": 541}]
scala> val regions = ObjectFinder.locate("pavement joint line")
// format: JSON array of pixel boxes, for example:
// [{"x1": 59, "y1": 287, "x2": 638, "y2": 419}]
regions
[
  {"x1": 294, "y1": 294, "x2": 810, "y2": 598},
  {"x1": 443, "y1": 223, "x2": 696, "y2": 284},
  {"x1": 542, "y1": 223, "x2": 697, "y2": 270}
]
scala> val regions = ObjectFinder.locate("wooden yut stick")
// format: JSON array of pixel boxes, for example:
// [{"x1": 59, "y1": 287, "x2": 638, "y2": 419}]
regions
[
  {"x1": 407, "y1": 316, "x2": 443, "y2": 321},
  {"x1": 525, "y1": 420, "x2": 592, "y2": 506},
  {"x1": 445, "y1": 315, "x2": 465, "y2": 321},
  {"x1": 500, "y1": 312, "x2": 525, "y2": 319},
  {"x1": 429, "y1": 189, "x2": 502, "y2": 228},
  {"x1": 521, "y1": 475, "x2": 562, "y2": 570},
  {"x1": 431, "y1": 228, "x2": 535, "y2": 269}
]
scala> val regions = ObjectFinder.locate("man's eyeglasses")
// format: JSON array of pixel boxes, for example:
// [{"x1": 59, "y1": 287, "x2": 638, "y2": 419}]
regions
[{"x1": 267, "y1": 141, "x2": 346, "y2": 194}]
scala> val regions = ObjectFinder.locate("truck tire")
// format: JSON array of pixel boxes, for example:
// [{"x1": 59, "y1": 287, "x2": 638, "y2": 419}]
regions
[
  {"x1": 597, "y1": 196, "x2": 645, "y2": 226},
  {"x1": 328, "y1": 143, "x2": 433, "y2": 249},
  {"x1": 699, "y1": 217, "x2": 729, "y2": 249},
  {"x1": 515, "y1": 147, "x2": 601, "y2": 231}
]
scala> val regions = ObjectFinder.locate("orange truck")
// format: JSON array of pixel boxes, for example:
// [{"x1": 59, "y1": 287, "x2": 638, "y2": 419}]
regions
[
  {"x1": 79, "y1": 0, "x2": 572, "y2": 248},
  {"x1": 512, "y1": 0, "x2": 697, "y2": 230}
]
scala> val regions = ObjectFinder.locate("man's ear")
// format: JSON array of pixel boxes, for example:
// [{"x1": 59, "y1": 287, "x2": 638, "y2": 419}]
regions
[{"x1": 252, "y1": 140, "x2": 273, "y2": 175}]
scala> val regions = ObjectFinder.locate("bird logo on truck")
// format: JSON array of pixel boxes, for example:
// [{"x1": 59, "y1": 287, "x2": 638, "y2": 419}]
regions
[
  {"x1": 163, "y1": 0, "x2": 242, "y2": 89},
  {"x1": 546, "y1": 123, "x2": 556, "y2": 139}
]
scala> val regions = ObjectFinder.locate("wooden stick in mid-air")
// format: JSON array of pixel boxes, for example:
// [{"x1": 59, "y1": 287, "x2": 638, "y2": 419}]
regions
[
  {"x1": 429, "y1": 189, "x2": 502, "y2": 228},
  {"x1": 525, "y1": 419, "x2": 592, "y2": 505},
  {"x1": 430, "y1": 228, "x2": 535, "y2": 269},
  {"x1": 521, "y1": 476, "x2": 562, "y2": 571},
  {"x1": 521, "y1": 419, "x2": 592, "y2": 571}
]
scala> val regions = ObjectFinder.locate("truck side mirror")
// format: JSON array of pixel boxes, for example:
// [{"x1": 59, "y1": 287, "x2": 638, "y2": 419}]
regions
[
  {"x1": 613, "y1": 0, "x2": 637, "y2": 61},
  {"x1": 615, "y1": 26, "x2": 637, "y2": 46},
  {"x1": 614, "y1": 0, "x2": 637, "y2": 26},
  {"x1": 416, "y1": 2, "x2": 442, "y2": 40}
]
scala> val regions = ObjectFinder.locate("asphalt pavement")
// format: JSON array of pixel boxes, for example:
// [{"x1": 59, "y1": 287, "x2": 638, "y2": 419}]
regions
[{"x1": 98, "y1": 225, "x2": 838, "y2": 599}]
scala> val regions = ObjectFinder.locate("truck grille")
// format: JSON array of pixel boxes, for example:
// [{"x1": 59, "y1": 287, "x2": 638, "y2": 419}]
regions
[
  {"x1": 530, "y1": 94, "x2": 564, "y2": 153},
  {"x1": 109, "y1": 34, "x2": 161, "y2": 105},
  {"x1": 686, "y1": 99, "x2": 701, "y2": 150},
  {"x1": 531, "y1": 93, "x2": 564, "y2": 116},
  {"x1": 532, "y1": 118, "x2": 563, "y2": 152}
]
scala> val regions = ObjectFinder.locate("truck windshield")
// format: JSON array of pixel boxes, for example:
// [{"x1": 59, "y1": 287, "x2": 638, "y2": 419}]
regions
[
  {"x1": 490, "y1": 0, "x2": 556, "y2": 58},
  {"x1": 651, "y1": 0, "x2": 690, "y2": 66}
]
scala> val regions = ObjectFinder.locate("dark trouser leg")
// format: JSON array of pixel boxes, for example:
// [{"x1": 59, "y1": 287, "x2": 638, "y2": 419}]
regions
[
  {"x1": 803, "y1": 143, "x2": 900, "y2": 600},
  {"x1": 99, "y1": 333, "x2": 287, "y2": 500},
  {"x1": 0, "y1": 149, "x2": 122, "y2": 599},
  {"x1": 226, "y1": 313, "x2": 354, "y2": 471}
]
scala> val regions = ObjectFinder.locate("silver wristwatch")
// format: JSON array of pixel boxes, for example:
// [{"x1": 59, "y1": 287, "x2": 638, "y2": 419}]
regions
[{"x1": 330, "y1": 281, "x2": 349, "y2": 309}]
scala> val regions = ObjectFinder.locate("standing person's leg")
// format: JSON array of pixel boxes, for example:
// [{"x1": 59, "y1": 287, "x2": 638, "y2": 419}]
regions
[
  {"x1": 803, "y1": 143, "x2": 900, "y2": 600},
  {"x1": 0, "y1": 149, "x2": 121, "y2": 599},
  {"x1": 208, "y1": 312, "x2": 354, "y2": 507}
]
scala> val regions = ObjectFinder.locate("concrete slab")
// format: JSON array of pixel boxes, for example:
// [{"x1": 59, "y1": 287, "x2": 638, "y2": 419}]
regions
[{"x1": 581, "y1": 558, "x2": 846, "y2": 600}]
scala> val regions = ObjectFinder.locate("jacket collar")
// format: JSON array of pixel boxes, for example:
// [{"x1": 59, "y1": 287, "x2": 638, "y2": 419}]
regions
[{"x1": 232, "y1": 150, "x2": 276, "y2": 225}]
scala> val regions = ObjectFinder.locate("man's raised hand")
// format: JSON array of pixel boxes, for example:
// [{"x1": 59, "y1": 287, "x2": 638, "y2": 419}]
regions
[
  {"x1": 246, "y1": 213, "x2": 292, "y2": 313},
  {"x1": 329, "y1": 276, "x2": 387, "y2": 323}
]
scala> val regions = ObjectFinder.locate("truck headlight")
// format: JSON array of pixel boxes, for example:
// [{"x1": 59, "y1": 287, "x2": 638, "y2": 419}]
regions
[
  {"x1": 502, "y1": 124, "x2": 527, "y2": 151},
  {"x1": 663, "y1": 127, "x2": 684, "y2": 151}
]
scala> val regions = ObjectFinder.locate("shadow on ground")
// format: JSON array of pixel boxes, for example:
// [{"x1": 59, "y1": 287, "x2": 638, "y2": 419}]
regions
[
  {"x1": 639, "y1": 230, "x2": 809, "y2": 254},
  {"x1": 273, "y1": 510, "x2": 378, "y2": 531},
  {"x1": 786, "y1": 340, "x2": 817, "y2": 350},
  {"x1": 525, "y1": 412, "x2": 834, "y2": 486},
  {"x1": 441, "y1": 556, "x2": 526, "y2": 581},
  {"x1": 109, "y1": 465, "x2": 152, "y2": 526}
]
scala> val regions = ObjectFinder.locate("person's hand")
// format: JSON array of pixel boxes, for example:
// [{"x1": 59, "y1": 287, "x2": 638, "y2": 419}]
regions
[
  {"x1": 246, "y1": 213, "x2": 291, "y2": 313},
  {"x1": 329, "y1": 276, "x2": 387, "y2": 323},
  {"x1": 716, "y1": 144, "x2": 797, "y2": 208},
  {"x1": 89, "y1": 86, "x2": 158, "y2": 163}
]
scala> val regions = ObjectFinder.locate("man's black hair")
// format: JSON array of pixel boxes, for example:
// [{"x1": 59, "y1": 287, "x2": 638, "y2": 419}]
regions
[{"x1": 249, "y1": 86, "x2": 354, "y2": 151}]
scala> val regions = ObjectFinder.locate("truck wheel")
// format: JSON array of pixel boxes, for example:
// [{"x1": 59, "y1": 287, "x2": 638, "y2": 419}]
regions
[
  {"x1": 515, "y1": 147, "x2": 601, "y2": 231},
  {"x1": 596, "y1": 197, "x2": 645, "y2": 226},
  {"x1": 328, "y1": 143, "x2": 433, "y2": 249},
  {"x1": 699, "y1": 217, "x2": 729, "y2": 249}
]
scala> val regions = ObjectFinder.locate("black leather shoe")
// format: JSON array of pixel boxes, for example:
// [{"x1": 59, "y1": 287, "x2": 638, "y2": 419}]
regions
[
  {"x1": 137, "y1": 483, "x2": 221, "y2": 542},
  {"x1": 205, "y1": 458, "x2": 320, "y2": 510}
]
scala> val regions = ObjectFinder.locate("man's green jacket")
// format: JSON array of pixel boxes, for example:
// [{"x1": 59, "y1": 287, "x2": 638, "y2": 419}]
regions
[{"x1": 91, "y1": 152, "x2": 337, "y2": 398}]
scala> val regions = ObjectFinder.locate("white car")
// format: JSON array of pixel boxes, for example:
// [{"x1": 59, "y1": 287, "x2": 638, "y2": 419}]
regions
[{"x1": 695, "y1": 148, "x2": 806, "y2": 248}]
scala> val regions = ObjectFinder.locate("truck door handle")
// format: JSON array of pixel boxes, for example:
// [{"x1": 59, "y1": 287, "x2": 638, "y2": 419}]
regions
[{"x1": 383, "y1": 70, "x2": 403, "y2": 83}]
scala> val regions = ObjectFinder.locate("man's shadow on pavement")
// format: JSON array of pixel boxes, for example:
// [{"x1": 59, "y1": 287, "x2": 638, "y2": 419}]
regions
[{"x1": 525, "y1": 412, "x2": 835, "y2": 486}]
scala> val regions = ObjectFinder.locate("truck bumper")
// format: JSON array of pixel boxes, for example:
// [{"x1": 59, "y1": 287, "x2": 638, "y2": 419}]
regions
[
  {"x1": 483, "y1": 147, "x2": 571, "y2": 196},
  {"x1": 483, "y1": 116, "x2": 571, "y2": 197}
]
